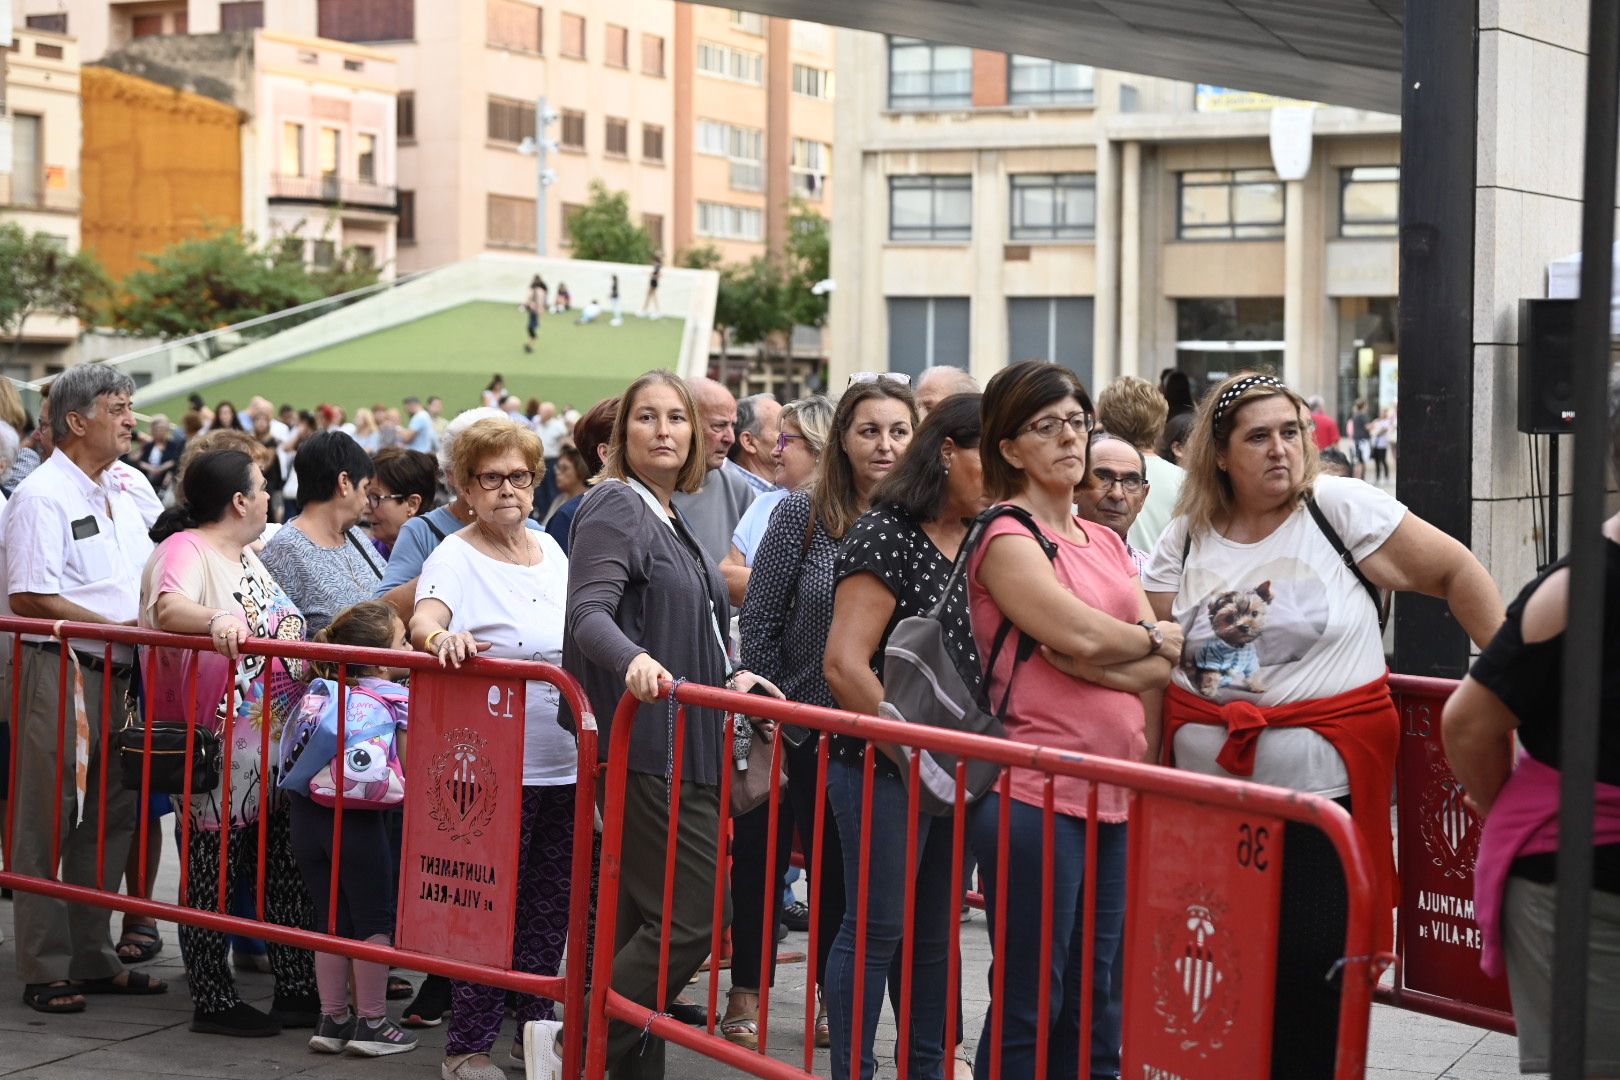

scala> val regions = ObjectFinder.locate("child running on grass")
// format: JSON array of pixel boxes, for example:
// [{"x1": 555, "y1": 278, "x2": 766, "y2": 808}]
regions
[{"x1": 285, "y1": 601, "x2": 417, "y2": 1058}]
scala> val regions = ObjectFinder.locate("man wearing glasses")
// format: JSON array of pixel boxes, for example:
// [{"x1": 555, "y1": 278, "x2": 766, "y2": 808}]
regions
[
  {"x1": 1095, "y1": 376, "x2": 1183, "y2": 552},
  {"x1": 1074, "y1": 431, "x2": 1152, "y2": 573}
]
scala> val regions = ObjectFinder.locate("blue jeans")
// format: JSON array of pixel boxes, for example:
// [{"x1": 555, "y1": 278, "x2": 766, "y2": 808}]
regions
[
  {"x1": 969, "y1": 794, "x2": 1127, "y2": 1080},
  {"x1": 824, "y1": 757, "x2": 956, "y2": 1080}
]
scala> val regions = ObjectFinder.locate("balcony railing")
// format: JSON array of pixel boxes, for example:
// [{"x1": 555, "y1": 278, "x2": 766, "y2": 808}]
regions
[{"x1": 269, "y1": 174, "x2": 398, "y2": 210}]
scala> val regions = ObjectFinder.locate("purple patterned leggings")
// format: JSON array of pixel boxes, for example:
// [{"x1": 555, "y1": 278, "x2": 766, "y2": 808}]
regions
[{"x1": 445, "y1": 783, "x2": 576, "y2": 1055}]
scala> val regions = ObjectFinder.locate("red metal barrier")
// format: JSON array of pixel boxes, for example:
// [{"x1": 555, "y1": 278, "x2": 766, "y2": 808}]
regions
[
  {"x1": 1382, "y1": 673, "x2": 1516, "y2": 1033},
  {"x1": 0, "y1": 617, "x2": 597, "y2": 1078},
  {"x1": 584, "y1": 680, "x2": 1391, "y2": 1080}
]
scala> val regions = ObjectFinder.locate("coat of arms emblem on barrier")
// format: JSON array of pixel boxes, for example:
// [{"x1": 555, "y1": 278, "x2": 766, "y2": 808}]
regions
[
  {"x1": 1151, "y1": 888, "x2": 1239, "y2": 1056},
  {"x1": 426, "y1": 727, "x2": 499, "y2": 844}
]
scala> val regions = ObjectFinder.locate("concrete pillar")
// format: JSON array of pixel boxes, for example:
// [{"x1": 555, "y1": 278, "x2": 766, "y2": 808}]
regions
[
  {"x1": 1119, "y1": 141, "x2": 1142, "y2": 377},
  {"x1": 1093, "y1": 136, "x2": 1121, "y2": 387},
  {"x1": 1283, "y1": 150, "x2": 1330, "y2": 395},
  {"x1": 971, "y1": 149, "x2": 1006, "y2": 384}
]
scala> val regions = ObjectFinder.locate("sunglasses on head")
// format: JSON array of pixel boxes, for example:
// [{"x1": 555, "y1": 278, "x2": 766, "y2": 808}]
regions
[{"x1": 847, "y1": 372, "x2": 913, "y2": 388}]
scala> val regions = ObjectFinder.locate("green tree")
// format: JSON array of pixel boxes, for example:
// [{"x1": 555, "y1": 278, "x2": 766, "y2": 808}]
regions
[
  {"x1": 783, "y1": 200, "x2": 830, "y2": 329},
  {"x1": 567, "y1": 180, "x2": 657, "y2": 264},
  {"x1": 0, "y1": 223, "x2": 111, "y2": 363}
]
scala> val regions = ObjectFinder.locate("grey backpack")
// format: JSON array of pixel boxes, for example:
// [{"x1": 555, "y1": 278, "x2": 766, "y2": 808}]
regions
[{"x1": 880, "y1": 504, "x2": 1058, "y2": 816}]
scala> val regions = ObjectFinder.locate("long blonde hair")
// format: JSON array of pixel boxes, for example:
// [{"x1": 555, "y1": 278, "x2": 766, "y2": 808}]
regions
[{"x1": 1174, "y1": 371, "x2": 1320, "y2": 535}]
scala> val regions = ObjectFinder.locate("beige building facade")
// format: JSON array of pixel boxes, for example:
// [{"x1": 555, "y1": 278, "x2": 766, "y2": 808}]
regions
[
  {"x1": 1, "y1": 21, "x2": 84, "y2": 378},
  {"x1": 827, "y1": 29, "x2": 1400, "y2": 418}
]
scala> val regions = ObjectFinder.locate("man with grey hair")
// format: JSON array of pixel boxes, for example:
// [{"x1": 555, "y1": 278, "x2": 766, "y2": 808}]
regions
[
  {"x1": 728, "y1": 393, "x2": 782, "y2": 494},
  {"x1": 915, "y1": 365, "x2": 979, "y2": 419},
  {"x1": 3, "y1": 364, "x2": 166, "y2": 1011},
  {"x1": 673, "y1": 377, "x2": 758, "y2": 564}
]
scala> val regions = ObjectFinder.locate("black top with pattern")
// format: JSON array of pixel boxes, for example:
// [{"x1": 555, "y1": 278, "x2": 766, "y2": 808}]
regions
[
  {"x1": 833, "y1": 504, "x2": 983, "y2": 767},
  {"x1": 739, "y1": 491, "x2": 840, "y2": 709}
]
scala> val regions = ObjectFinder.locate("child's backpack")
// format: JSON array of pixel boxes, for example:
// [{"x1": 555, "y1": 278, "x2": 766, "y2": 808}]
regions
[{"x1": 278, "y1": 678, "x2": 407, "y2": 809}]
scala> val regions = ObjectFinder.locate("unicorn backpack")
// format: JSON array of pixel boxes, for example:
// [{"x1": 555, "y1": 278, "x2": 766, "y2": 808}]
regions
[{"x1": 279, "y1": 678, "x2": 407, "y2": 809}]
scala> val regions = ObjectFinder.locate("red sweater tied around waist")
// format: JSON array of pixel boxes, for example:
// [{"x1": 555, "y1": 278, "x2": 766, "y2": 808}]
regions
[{"x1": 1163, "y1": 673, "x2": 1399, "y2": 950}]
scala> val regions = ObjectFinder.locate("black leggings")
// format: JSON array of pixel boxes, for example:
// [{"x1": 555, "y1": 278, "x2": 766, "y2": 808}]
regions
[{"x1": 1271, "y1": 794, "x2": 1351, "y2": 1080}]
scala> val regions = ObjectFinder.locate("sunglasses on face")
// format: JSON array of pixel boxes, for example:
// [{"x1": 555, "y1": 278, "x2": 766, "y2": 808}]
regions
[
  {"x1": 474, "y1": 469, "x2": 536, "y2": 491},
  {"x1": 847, "y1": 371, "x2": 913, "y2": 387}
]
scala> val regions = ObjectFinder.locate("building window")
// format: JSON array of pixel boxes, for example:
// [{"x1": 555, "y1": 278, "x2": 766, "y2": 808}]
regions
[
  {"x1": 397, "y1": 91, "x2": 415, "y2": 141},
  {"x1": 698, "y1": 120, "x2": 764, "y2": 192},
  {"x1": 697, "y1": 201, "x2": 764, "y2": 242},
  {"x1": 1008, "y1": 55, "x2": 1094, "y2": 106},
  {"x1": 641, "y1": 33, "x2": 665, "y2": 76},
  {"x1": 697, "y1": 40, "x2": 763, "y2": 84},
  {"x1": 1174, "y1": 297, "x2": 1286, "y2": 388},
  {"x1": 1010, "y1": 173, "x2": 1095, "y2": 241},
  {"x1": 791, "y1": 138, "x2": 829, "y2": 200},
  {"x1": 357, "y1": 133, "x2": 378, "y2": 183},
  {"x1": 560, "y1": 109, "x2": 585, "y2": 150},
  {"x1": 730, "y1": 9, "x2": 765, "y2": 34},
  {"x1": 1008, "y1": 297, "x2": 1094, "y2": 384},
  {"x1": 792, "y1": 63, "x2": 833, "y2": 100},
  {"x1": 398, "y1": 190, "x2": 416, "y2": 243},
  {"x1": 642, "y1": 213, "x2": 664, "y2": 252},
  {"x1": 561, "y1": 12, "x2": 585, "y2": 58},
  {"x1": 605, "y1": 24, "x2": 628, "y2": 67},
  {"x1": 488, "y1": 194, "x2": 537, "y2": 249},
  {"x1": 487, "y1": 96, "x2": 536, "y2": 144},
  {"x1": 219, "y1": 2, "x2": 264, "y2": 30},
  {"x1": 317, "y1": 0, "x2": 414, "y2": 43},
  {"x1": 319, "y1": 129, "x2": 341, "y2": 182},
  {"x1": 605, "y1": 117, "x2": 628, "y2": 157},
  {"x1": 887, "y1": 37, "x2": 972, "y2": 110},
  {"x1": 35, "y1": 42, "x2": 64, "y2": 59},
  {"x1": 642, "y1": 123, "x2": 665, "y2": 163},
  {"x1": 131, "y1": 13, "x2": 165, "y2": 37},
  {"x1": 1340, "y1": 165, "x2": 1399, "y2": 237},
  {"x1": 887, "y1": 298, "x2": 969, "y2": 378},
  {"x1": 559, "y1": 202, "x2": 585, "y2": 247},
  {"x1": 9, "y1": 115, "x2": 42, "y2": 207},
  {"x1": 24, "y1": 13, "x2": 67, "y2": 32},
  {"x1": 889, "y1": 175, "x2": 972, "y2": 242},
  {"x1": 281, "y1": 122, "x2": 305, "y2": 176},
  {"x1": 1177, "y1": 169, "x2": 1286, "y2": 240},
  {"x1": 486, "y1": 0, "x2": 542, "y2": 53}
]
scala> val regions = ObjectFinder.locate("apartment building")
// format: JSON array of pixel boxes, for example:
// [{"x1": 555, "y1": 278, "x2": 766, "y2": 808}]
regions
[
  {"x1": 672, "y1": 4, "x2": 833, "y2": 262},
  {"x1": 1, "y1": 21, "x2": 84, "y2": 378},
  {"x1": 827, "y1": 30, "x2": 1401, "y2": 416}
]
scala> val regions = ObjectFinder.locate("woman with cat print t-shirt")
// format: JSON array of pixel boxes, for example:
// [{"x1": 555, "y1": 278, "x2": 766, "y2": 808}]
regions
[{"x1": 1142, "y1": 373, "x2": 1503, "y2": 1080}]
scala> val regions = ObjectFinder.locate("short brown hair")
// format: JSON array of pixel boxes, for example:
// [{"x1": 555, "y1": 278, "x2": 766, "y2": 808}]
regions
[
  {"x1": 1175, "y1": 371, "x2": 1319, "y2": 535},
  {"x1": 372, "y1": 447, "x2": 439, "y2": 505},
  {"x1": 981, "y1": 360, "x2": 1093, "y2": 502},
  {"x1": 448, "y1": 416, "x2": 544, "y2": 490},
  {"x1": 597, "y1": 371, "x2": 706, "y2": 494},
  {"x1": 573, "y1": 396, "x2": 621, "y2": 475},
  {"x1": 177, "y1": 427, "x2": 273, "y2": 486},
  {"x1": 313, "y1": 600, "x2": 400, "y2": 681},
  {"x1": 1096, "y1": 376, "x2": 1168, "y2": 451}
]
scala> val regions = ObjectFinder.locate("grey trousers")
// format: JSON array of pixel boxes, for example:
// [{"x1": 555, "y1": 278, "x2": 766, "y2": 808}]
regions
[
  {"x1": 600, "y1": 773, "x2": 730, "y2": 1080},
  {"x1": 11, "y1": 643, "x2": 137, "y2": 985}
]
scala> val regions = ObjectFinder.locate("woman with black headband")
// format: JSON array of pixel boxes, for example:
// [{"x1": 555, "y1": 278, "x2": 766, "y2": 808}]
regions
[{"x1": 1138, "y1": 371, "x2": 1503, "y2": 1078}]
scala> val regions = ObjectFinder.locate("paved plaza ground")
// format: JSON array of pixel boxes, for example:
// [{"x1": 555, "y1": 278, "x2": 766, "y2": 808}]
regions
[{"x1": 0, "y1": 848, "x2": 1526, "y2": 1080}]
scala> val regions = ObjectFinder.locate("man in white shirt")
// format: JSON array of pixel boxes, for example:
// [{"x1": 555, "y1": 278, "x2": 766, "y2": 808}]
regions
[
  {"x1": 533, "y1": 401, "x2": 571, "y2": 510},
  {"x1": 672, "y1": 378, "x2": 758, "y2": 564},
  {"x1": 728, "y1": 394, "x2": 781, "y2": 495},
  {"x1": 400, "y1": 395, "x2": 438, "y2": 453},
  {"x1": 246, "y1": 396, "x2": 288, "y2": 443},
  {"x1": 5, "y1": 364, "x2": 166, "y2": 1009}
]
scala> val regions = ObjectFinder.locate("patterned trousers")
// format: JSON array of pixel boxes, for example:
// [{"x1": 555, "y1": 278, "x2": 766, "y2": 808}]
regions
[
  {"x1": 446, "y1": 783, "x2": 576, "y2": 1055},
  {"x1": 177, "y1": 801, "x2": 318, "y2": 1013}
]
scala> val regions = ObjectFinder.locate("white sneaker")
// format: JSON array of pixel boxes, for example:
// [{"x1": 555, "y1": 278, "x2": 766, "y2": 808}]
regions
[{"x1": 522, "y1": 1019, "x2": 565, "y2": 1080}]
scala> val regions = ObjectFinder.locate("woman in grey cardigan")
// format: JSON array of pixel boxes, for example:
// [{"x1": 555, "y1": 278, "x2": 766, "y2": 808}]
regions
[{"x1": 539, "y1": 370, "x2": 780, "y2": 1080}]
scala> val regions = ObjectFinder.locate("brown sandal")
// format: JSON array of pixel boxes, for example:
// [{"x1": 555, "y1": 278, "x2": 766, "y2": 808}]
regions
[{"x1": 720, "y1": 1006, "x2": 759, "y2": 1049}]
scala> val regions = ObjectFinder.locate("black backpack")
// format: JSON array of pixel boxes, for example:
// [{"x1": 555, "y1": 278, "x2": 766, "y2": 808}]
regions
[{"x1": 880, "y1": 504, "x2": 1058, "y2": 816}]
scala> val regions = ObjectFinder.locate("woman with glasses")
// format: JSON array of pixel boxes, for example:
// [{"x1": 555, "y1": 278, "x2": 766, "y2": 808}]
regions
[
  {"x1": 365, "y1": 447, "x2": 438, "y2": 559},
  {"x1": 408, "y1": 417, "x2": 579, "y2": 1080},
  {"x1": 967, "y1": 361, "x2": 1182, "y2": 1080}
]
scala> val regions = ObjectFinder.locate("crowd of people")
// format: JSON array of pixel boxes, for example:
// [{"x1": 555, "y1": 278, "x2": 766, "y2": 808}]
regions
[{"x1": 0, "y1": 351, "x2": 1612, "y2": 1080}]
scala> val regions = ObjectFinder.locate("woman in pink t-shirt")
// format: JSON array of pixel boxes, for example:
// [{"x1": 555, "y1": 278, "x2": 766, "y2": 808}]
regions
[{"x1": 965, "y1": 361, "x2": 1183, "y2": 1080}]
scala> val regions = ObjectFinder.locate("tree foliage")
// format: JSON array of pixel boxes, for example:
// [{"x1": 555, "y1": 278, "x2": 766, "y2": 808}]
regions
[
  {"x1": 783, "y1": 200, "x2": 830, "y2": 329},
  {"x1": 117, "y1": 226, "x2": 380, "y2": 339},
  {"x1": 0, "y1": 223, "x2": 111, "y2": 361},
  {"x1": 567, "y1": 180, "x2": 657, "y2": 265}
]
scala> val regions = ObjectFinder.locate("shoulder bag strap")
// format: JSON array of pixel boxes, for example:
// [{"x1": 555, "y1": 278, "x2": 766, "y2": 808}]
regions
[
  {"x1": 423, "y1": 516, "x2": 447, "y2": 543},
  {"x1": 346, "y1": 529, "x2": 385, "y2": 580},
  {"x1": 1304, "y1": 494, "x2": 1389, "y2": 630}
]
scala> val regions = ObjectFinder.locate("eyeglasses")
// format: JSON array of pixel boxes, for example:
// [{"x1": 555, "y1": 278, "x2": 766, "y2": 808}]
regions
[
  {"x1": 847, "y1": 371, "x2": 913, "y2": 387},
  {"x1": 1089, "y1": 468, "x2": 1146, "y2": 495},
  {"x1": 1020, "y1": 412, "x2": 1095, "y2": 440},
  {"x1": 474, "y1": 469, "x2": 536, "y2": 491},
  {"x1": 774, "y1": 432, "x2": 805, "y2": 453},
  {"x1": 366, "y1": 492, "x2": 411, "y2": 509}
]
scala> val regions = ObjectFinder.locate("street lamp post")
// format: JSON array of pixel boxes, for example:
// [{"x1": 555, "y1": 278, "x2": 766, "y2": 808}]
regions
[{"x1": 519, "y1": 97, "x2": 559, "y2": 256}]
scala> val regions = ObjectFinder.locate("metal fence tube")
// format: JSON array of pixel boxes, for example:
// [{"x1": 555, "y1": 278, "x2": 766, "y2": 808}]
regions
[
  {"x1": 94, "y1": 643, "x2": 112, "y2": 891},
  {"x1": 583, "y1": 689, "x2": 641, "y2": 1080}
]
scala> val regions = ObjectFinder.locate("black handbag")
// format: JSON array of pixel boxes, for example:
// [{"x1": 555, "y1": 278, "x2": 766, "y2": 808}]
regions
[{"x1": 116, "y1": 721, "x2": 223, "y2": 796}]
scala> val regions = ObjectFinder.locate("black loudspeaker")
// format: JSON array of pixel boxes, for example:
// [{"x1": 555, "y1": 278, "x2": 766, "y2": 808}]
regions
[{"x1": 1517, "y1": 298, "x2": 1577, "y2": 434}]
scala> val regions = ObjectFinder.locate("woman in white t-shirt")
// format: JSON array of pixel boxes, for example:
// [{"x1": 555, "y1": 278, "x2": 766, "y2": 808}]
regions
[
  {"x1": 1141, "y1": 373, "x2": 1503, "y2": 1079},
  {"x1": 408, "y1": 417, "x2": 578, "y2": 1080}
]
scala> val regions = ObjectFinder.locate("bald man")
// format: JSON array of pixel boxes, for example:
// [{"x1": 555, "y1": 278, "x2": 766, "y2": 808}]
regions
[
  {"x1": 915, "y1": 365, "x2": 979, "y2": 418},
  {"x1": 672, "y1": 377, "x2": 759, "y2": 564}
]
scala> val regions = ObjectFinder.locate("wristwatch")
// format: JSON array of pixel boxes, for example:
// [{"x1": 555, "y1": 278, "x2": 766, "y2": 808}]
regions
[{"x1": 1137, "y1": 620, "x2": 1163, "y2": 658}]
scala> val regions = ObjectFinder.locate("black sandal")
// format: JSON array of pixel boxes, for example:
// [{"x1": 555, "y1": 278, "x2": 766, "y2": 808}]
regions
[
  {"x1": 23, "y1": 982, "x2": 86, "y2": 1013},
  {"x1": 81, "y1": 970, "x2": 167, "y2": 995},
  {"x1": 117, "y1": 924, "x2": 163, "y2": 963}
]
